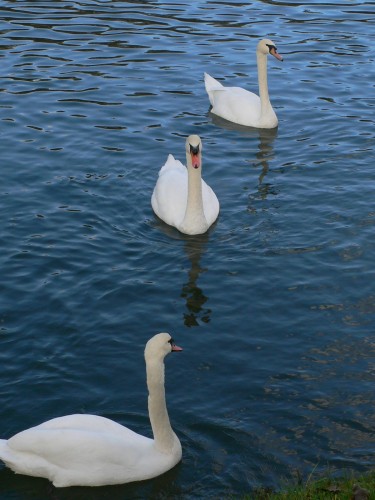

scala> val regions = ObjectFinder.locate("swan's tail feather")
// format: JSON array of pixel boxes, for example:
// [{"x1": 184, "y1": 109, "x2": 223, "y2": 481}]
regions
[
  {"x1": 204, "y1": 73, "x2": 223, "y2": 91},
  {"x1": 204, "y1": 73, "x2": 225, "y2": 106},
  {"x1": 158, "y1": 154, "x2": 185, "y2": 176},
  {"x1": 0, "y1": 439, "x2": 9, "y2": 461},
  {"x1": 165, "y1": 154, "x2": 177, "y2": 166}
]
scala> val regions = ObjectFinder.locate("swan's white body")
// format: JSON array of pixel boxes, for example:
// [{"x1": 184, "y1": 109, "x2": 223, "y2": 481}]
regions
[
  {"x1": 151, "y1": 135, "x2": 219, "y2": 235},
  {"x1": 0, "y1": 333, "x2": 182, "y2": 488},
  {"x1": 204, "y1": 39, "x2": 283, "y2": 129}
]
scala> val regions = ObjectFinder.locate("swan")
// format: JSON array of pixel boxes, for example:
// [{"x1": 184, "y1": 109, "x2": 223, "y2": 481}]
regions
[
  {"x1": 151, "y1": 135, "x2": 219, "y2": 235},
  {"x1": 204, "y1": 39, "x2": 283, "y2": 128},
  {"x1": 0, "y1": 333, "x2": 183, "y2": 488}
]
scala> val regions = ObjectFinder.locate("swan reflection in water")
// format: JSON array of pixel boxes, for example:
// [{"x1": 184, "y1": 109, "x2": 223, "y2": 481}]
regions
[
  {"x1": 150, "y1": 220, "x2": 212, "y2": 328},
  {"x1": 209, "y1": 113, "x2": 278, "y2": 198},
  {"x1": 180, "y1": 234, "x2": 211, "y2": 327},
  {"x1": 254, "y1": 126, "x2": 278, "y2": 198}
]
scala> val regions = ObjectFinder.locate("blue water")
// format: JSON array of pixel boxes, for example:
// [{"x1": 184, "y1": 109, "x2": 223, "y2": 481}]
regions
[{"x1": 0, "y1": 1, "x2": 374, "y2": 498}]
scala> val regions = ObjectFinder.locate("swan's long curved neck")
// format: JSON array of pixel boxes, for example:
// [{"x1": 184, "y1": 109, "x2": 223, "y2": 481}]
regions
[
  {"x1": 181, "y1": 154, "x2": 207, "y2": 233},
  {"x1": 257, "y1": 52, "x2": 271, "y2": 112},
  {"x1": 147, "y1": 359, "x2": 176, "y2": 453}
]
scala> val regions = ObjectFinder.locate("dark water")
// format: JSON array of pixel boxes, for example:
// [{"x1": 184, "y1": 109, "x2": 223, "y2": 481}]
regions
[{"x1": 0, "y1": 1, "x2": 374, "y2": 498}]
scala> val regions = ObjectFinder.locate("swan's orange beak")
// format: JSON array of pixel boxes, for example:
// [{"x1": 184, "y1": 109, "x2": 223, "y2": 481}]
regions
[
  {"x1": 189, "y1": 144, "x2": 201, "y2": 169},
  {"x1": 171, "y1": 343, "x2": 183, "y2": 352},
  {"x1": 270, "y1": 47, "x2": 283, "y2": 62},
  {"x1": 191, "y1": 154, "x2": 200, "y2": 169}
]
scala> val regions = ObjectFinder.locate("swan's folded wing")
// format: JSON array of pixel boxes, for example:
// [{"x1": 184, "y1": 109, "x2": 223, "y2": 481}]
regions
[
  {"x1": 8, "y1": 423, "x2": 152, "y2": 469},
  {"x1": 5, "y1": 425, "x2": 155, "y2": 487},
  {"x1": 210, "y1": 86, "x2": 261, "y2": 126},
  {"x1": 152, "y1": 158, "x2": 188, "y2": 227}
]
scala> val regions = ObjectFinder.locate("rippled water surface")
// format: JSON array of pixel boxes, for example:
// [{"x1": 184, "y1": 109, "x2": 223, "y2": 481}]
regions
[{"x1": 0, "y1": 1, "x2": 374, "y2": 498}]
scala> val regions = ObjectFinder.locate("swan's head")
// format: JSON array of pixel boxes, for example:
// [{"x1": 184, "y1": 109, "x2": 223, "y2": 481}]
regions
[
  {"x1": 257, "y1": 39, "x2": 283, "y2": 62},
  {"x1": 145, "y1": 333, "x2": 183, "y2": 362},
  {"x1": 185, "y1": 135, "x2": 202, "y2": 170}
]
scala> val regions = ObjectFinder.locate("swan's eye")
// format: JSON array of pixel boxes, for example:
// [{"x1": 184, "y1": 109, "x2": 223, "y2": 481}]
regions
[
  {"x1": 168, "y1": 338, "x2": 174, "y2": 345},
  {"x1": 266, "y1": 44, "x2": 277, "y2": 53}
]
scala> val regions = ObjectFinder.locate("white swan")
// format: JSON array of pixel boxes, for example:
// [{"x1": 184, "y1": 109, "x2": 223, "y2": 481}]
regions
[
  {"x1": 204, "y1": 39, "x2": 283, "y2": 128},
  {"x1": 0, "y1": 333, "x2": 182, "y2": 488},
  {"x1": 151, "y1": 135, "x2": 219, "y2": 235}
]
